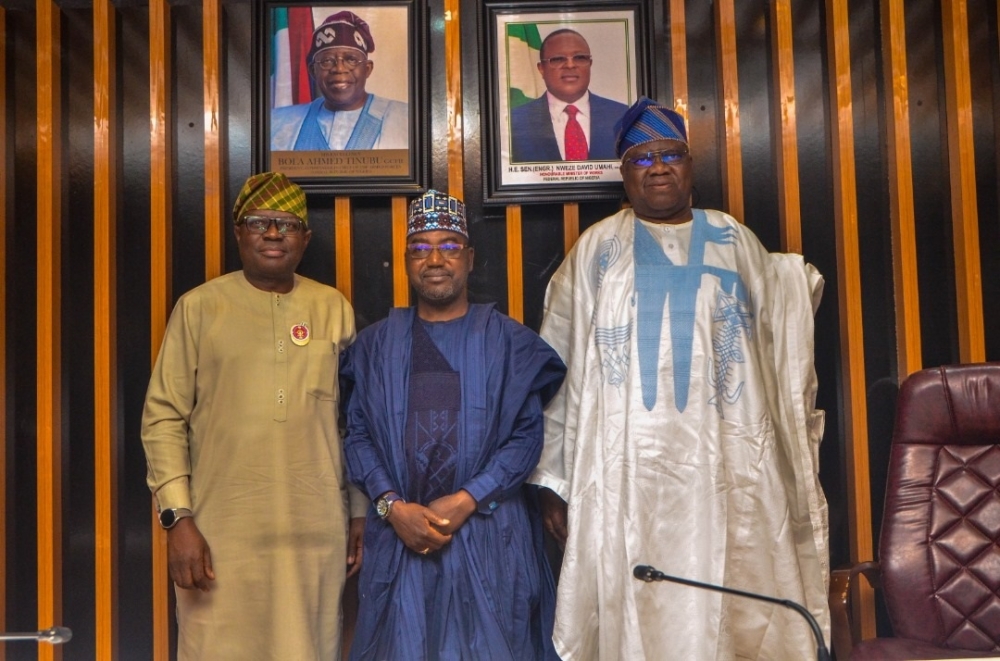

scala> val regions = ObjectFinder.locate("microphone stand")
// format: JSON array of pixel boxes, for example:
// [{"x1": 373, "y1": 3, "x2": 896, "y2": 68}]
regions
[
  {"x1": 634, "y1": 565, "x2": 831, "y2": 661},
  {"x1": 0, "y1": 626, "x2": 73, "y2": 644}
]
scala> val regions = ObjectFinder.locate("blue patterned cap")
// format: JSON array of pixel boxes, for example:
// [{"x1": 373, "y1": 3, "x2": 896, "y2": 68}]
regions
[
  {"x1": 614, "y1": 97, "x2": 688, "y2": 159},
  {"x1": 407, "y1": 190, "x2": 468, "y2": 238}
]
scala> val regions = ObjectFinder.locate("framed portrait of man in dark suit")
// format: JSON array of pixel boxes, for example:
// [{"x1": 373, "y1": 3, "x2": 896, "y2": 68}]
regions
[{"x1": 481, "y1": 0, "x2": 656, "y2": 204}]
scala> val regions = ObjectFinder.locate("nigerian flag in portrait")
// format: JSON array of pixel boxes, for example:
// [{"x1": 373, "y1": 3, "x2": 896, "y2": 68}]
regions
[{"x1": 506, "y1": 23, "x2": 544, "y2": 109}]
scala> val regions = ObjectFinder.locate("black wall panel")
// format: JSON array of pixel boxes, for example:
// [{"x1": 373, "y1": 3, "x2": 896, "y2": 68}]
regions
[
  {"x1": 684, "y1": 0, "x2": 723, "y2": 215},
  {"x1": 119, "y1": 5, "x2": 155, "y2": 659},
  {"x1": 63, "y1": 7, "x2": 97, "y2": 658},
  {"x1": 908, "y1": 0, "x2": 959, "y2": 368},
  {"x1": 735, "y1": 0, "x2": 780, "y2": 251},
  {"x1": 7, "y1": 8, "x2": 40, "y2": 659},
  {"x1": 968, "y1": 0, "x2": 1000, "y2": 362}
]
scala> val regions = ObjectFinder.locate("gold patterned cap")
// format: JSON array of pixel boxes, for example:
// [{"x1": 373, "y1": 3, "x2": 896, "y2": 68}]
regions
[{"x1": 233, "y1": 172, "x2": 308, "y2": 225}]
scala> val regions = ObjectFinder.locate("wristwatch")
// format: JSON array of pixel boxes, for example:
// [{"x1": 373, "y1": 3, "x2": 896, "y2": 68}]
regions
[
  {"x1": 159, "y1": 507, "x2": 193, "y2": 529},
  {"x1": 375, "y1": 492, "x2": 403, "y2": 520}
]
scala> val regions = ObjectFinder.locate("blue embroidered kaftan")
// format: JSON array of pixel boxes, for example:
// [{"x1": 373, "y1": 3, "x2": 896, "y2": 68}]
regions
[{"x1": 341, "y1": 304, "x2": 566, "y2": 661}]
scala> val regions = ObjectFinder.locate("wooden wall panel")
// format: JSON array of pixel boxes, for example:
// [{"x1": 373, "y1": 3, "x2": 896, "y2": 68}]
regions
[
  {"x1": 393, "y1": 197, "x2": 409, "y2": 307},
  {"x1": 94, "y1": 1, "x2": 119, "y2": 658},
  {"x1": 563, "y1": 203, "x2": 579, "y2": 255},
  {"x1": 714, "y1": 0, "x2": 744, "y2": 221},
  {"x1": 204, "y1": 0, "x2": 225, "y2": 281},
  {"x1": 445, "y1": 0, "x2": 464, "y2": 196},
  {"x1": 506, "y1": 206, "x2": 523, "y2": 323},
  {"x1": 881, "y1": 0, "x2": 923, "y2": 380},
  {"x1": 669, "y1": 0, "x2": 688, "y2": 121},
  {"x1": 825, "y1": 0, "x2": 875, "y2": 640},
  {"x1": 149, "y1": 0, "x2": 173, "y2": 658},
  {"x1": 36, "y1": 2, "x2": 63, "y2": 659},
  {"x1": 335, "y1": 198, "x2": 353, "y2": 302},
  {"x1": 941, "y1": 0, "x2": 985, "y2": 362},
  {"x1": 770, "y1": 0, "x2": 802, "y2": 253}
]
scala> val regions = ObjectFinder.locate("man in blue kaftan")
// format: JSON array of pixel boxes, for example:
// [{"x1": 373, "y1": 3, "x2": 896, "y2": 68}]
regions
[
  {"x1": 270, "y1": 11, "x2": 408, "y2": 152},
  {"x1": 341, "y1": 190, "x2": 566, "y2": 660}
]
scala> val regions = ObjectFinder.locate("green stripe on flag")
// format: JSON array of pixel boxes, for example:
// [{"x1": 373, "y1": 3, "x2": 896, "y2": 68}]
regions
[
  {"x1": 508, "y1": 89, "x2": 535, "y2": 109},
  {"x1": 507, "y1": 23, "x2": 543, "y2": 109},
  {"x1": 271, "y1": 8, "x2": 288, "y2": 77},
  {"x1": 271, "y1": 7, "x2": 293, "y2": 107},
  {"x1": 507, "y1": 23, "x2": 542, "y2": 49}
]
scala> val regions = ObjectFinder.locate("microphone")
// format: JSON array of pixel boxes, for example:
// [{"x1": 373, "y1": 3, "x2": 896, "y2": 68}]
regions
[
  {"x1": 633, "y1": 564, "x2": 830, "y2": 661},
  {"x1": 0, "y1": 626, "x2": 73, "y2": 644}
]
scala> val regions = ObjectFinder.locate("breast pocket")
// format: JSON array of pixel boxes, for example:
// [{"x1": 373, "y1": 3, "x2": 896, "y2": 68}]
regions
[{"x1": 304, "y1": 341, "x2": 338, "y2": 401}]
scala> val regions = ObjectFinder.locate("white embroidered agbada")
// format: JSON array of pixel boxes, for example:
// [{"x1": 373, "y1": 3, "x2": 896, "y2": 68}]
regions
[{"x1": 532, "y1": 208, "x2": 830, "y2": 660}]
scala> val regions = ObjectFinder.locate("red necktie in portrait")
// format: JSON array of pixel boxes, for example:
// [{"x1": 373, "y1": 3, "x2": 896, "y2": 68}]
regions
[{"x1": 564, "y1": 105, "x2": 589, "y2": 161}]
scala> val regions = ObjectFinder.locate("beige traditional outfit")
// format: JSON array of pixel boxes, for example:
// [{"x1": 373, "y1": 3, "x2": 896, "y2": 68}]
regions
[{"x1": 142, "y1": 271, "x2": 366, "y2": 660}]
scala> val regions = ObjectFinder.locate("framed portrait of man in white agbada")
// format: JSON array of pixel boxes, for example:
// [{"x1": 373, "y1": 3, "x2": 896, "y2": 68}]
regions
[
  {"x1": 480, "y1": 0, "x2": 656, "y2": 204},
  {"x1": 253, "y1": 0, "x2": 428, "y2": 194}
]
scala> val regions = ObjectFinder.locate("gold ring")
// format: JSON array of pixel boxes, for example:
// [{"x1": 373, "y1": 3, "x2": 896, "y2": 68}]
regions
[{"x1": 422, "y1": 548, "x2": 430, "y2": 555}]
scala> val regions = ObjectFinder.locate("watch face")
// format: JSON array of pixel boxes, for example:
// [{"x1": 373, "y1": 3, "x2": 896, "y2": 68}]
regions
[
  {"x1": 376, "y1": 498, "x2": 389, "y2": 519},
  {"x1": 160, "y1": 509, "x2": 176, "y2": 528}
]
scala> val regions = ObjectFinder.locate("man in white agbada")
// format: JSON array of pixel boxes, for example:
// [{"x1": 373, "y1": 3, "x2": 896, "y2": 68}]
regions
[{"x1": 531, "y1": 97, "x2": 830, "y2": 660}]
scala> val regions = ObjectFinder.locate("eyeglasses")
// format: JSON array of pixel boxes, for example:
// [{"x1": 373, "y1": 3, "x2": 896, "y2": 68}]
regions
[
  {"x1": 405, "y1": 242, "x2": 466, "y2": 260},
  {"x1": 540, "y1": 54, "x2": 593, "y2": 68},
  {"x1": 624, "y1": 149, "x2": 690, "y2": 168},
  {"x1": 313, "y1": 54, "x2": 367, "y2": 71},
  {"x1": 239, "y1": 216, "x2": 305, "y2": 235}
]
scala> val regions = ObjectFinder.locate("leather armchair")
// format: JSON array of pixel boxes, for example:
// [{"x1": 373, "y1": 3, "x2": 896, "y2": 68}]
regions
[{"x1": 830, "y1": 363, "x2": 1000, "y2": 659}]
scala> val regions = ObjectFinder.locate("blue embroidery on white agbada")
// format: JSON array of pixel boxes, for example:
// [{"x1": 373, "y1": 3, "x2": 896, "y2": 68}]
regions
[
  {"x1": 633, "y1": 210, "x2": 750, "y2": 412},
  {"x1": 708, "y1": 289, "x2": 753, "y2": 417},
  {"x1": 595, "y1": 323, "x2": 632, "y2": 388},
  {"x1": 590, "y1": 236, "x2": 621, "y2": 293}
]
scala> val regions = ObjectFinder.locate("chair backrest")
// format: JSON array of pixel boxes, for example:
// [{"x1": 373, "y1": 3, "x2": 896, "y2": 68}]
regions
[{"x1": 880, "y1": 362, "x2": 1000, "y2": 651}]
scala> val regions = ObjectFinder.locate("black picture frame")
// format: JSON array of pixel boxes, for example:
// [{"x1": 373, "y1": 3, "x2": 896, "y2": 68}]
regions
[
  {"x1": 480, "y1": 0, "x2": 655, "y2": 205},
  {"x1": 252, "y1": 1, "x2": 429, "y2": 195}
]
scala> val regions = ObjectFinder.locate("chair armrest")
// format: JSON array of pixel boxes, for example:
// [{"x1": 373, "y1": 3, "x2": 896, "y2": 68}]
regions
[
  {"x1": 850, "y1": 561, "x2": 882, "y2": 590},
  {"x1": 829, "y1": 562, "x2": 882, "y2": 660}
]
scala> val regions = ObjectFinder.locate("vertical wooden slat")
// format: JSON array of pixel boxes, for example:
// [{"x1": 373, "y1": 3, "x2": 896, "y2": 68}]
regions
[
  {"x1": 94, "y1": 1, "x2": 118, "y2": 658},
  {"x1": 149, "y1": 0, "x2": 173, "y2": 657},
  {"x1": 204, "y1": 0, "x2": 225, "y2": 281},
  {"x1": 444, "y1": 0, "x2": 464, "y2": 196},
  {"x1": 669, "y1": 0, "x2": 689, "y2": 123},
  {"x1": 563, "y1": 203, "x2": 580, "y2": 255},
  {"x1": 488, "y1": 0, "x2": 517, "y2": 320},
  {"x1": 881, "y1": 0, "x2": 922, "y2": 379},
  {"x1": 392, "y1": 197, "x2": 409, "y2": 307},
  {"x1": 714, "y1": 0, "x2": 744, "y2": 221},
  {"x1": 506, "y1": 206, "x2": 524, "y2": 323},
  {"x1": 0, "y1": 8, "x2": 7, "y2": 660},
  {"x1": 36, "y1": 3, "x2": 63, "y2": 660},
  {"x1": 825, "y1": 0, "x2": 876, "y2": 640},
  {"x1": 770, "y1": 0, "x2": 802, "y2": 253},
  {"x1": 941, "y1": 0, "x2": 985, "y2": 362},
  {"x1": 668, "y1": 0, "x2": 695, "y2": 217},
  {"x1": 335, "y1": 198, "x2": 353, "y2": 302}
]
